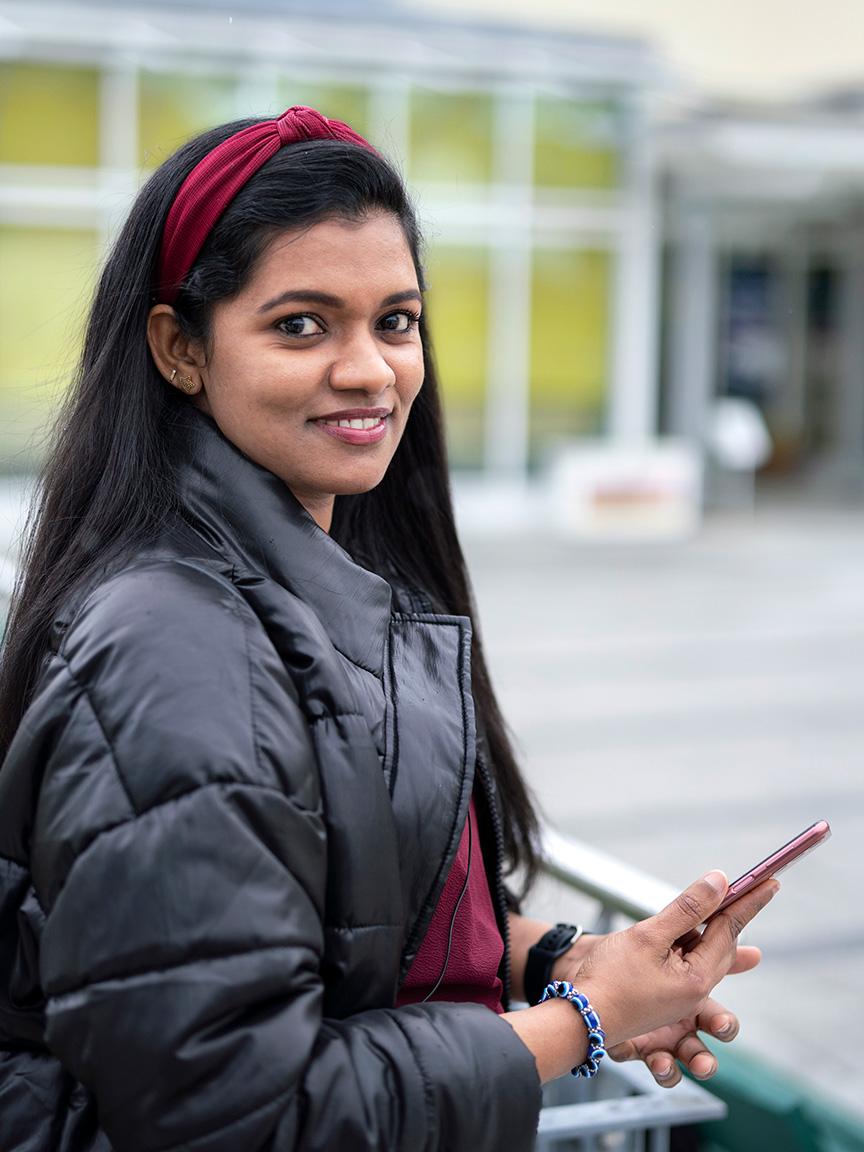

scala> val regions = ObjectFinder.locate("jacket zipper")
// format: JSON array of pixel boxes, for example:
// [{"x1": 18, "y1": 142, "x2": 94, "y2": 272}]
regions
[{"x1": 474, "y1": 751, "x2": 512, "y2": 1010}]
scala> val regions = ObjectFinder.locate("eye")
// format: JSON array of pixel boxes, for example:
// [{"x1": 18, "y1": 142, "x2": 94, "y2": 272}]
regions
[
  {"x1": 276, "y1": 314, "x2": 325, "y2": 338},
  {"x1": 378, "y1": 309, "x2": 420, "y2": 334}
]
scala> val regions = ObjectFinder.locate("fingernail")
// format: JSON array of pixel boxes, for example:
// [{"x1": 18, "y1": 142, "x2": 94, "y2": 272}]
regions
[
  {"x1": 656, "y1": 1064, "x2": 674, "y2": 1080},
  {"x1": 704, "y1": 870, "x2": 727, "y2": 893},
  {"x1": 715, "y1": 1018, "x2": 734, "y2": 1036}
]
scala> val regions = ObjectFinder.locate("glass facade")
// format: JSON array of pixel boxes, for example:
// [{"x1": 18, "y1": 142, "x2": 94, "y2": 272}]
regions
[
  {"x1": 534, "y1": 97, "x2": 620, "y2": 190},
  {"x1": 0, "y1": 227, "x2": 99, "y2": 460},
  {"x1": 530, "y1": 248, "x2": 610, "y2": 458},
  {"x1": 138, "y1": 71, "x2": 236, "y2": 168},
  {"x1": 424, "y1": 246, "x2": 490, "y2": 468},
  {"x1": 409, "y1": 88, "x2": 494, "y2": 184},
  {"x1": 1, "y1": 52, "x2": 625, "y2": 473},
  {"x1": 0, "y1": 62, "x2": 100, "y2": 167}
]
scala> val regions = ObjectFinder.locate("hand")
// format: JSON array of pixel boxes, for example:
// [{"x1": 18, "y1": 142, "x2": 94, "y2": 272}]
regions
[
  {"x1": 550, "y1": 932, "x2": 608, "y2": 984},
  {"x1": 556, "y1": 928, "x2": 761, "y2": 1086},
  {"x1": 502, "y1": 872, "x2": 775, "y2": 1086},
  {"x1": 573, "y1": 870, "x2": 778, "y2": 1051},
  {"x1": 607, "y1": 990, "x2": 751, "y2": 1088},
  {"x1": 554, "y1": 934, "x2": 758, "y2": 987},
  {"x1": 607, "y1": 933, "x2": 762, "y2": 1087}
]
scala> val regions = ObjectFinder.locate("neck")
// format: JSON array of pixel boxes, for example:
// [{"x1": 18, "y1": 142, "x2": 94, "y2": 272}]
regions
[{"x1": 291, "y1": 490, "x2": 335, "y2": 534}]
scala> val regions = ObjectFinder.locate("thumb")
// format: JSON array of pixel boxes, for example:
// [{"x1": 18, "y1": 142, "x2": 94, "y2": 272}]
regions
[{"x1": 652, "y1": 871, "x2": 728, "y2": 943}]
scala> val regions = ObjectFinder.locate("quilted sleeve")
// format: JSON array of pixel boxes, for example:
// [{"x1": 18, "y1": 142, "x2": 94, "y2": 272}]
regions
[{"x1": 21, "y1": 562, "x2": 541, "y2": 1152}]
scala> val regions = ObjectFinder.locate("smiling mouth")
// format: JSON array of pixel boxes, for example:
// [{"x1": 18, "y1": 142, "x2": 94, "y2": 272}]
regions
[
  {"x1": 313, "y1": 415, "x2": 390, "y2": 445},
  {"x1": 317, "y1": 416, "x2": 387, "y2": 430}
]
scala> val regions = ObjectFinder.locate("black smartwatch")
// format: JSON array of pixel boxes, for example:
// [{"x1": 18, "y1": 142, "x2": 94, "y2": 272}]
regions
[{"x1": 524, "y1": 923, "x2": 584, "y2": 1006}]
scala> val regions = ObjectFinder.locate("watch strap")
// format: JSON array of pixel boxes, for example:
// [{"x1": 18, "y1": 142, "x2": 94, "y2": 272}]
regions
[{"x1": 524, "y1": 922, "x2": 583, "y2": 1006}]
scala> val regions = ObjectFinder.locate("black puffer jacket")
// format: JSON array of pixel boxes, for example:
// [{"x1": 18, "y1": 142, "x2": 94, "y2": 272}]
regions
[{"x1": 0, "y1": 410, "x2": 541, "y2": 1152}]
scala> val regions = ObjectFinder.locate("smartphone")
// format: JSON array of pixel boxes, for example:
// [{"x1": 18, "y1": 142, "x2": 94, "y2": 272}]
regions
[{"x1": 711, "y1": 819, "x2": 832, "y2": 917}]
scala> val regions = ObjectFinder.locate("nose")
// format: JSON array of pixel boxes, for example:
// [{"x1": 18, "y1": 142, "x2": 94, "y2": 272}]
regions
[{"x1": 327, "y1": 330, "x2": 396, "y2": 395}]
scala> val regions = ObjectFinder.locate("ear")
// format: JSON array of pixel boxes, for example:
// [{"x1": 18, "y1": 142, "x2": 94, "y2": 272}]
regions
[{"x1": 146, "y1": 305, "x2": 206, "y2": 388}]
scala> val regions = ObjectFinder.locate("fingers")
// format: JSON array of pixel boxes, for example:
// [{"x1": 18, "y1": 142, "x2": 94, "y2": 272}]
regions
[
  {"x1": 625, "y1": 1035, "x2": 717, "y2": 1088},
  {"x1": 675, "y1": 1033, "x2": 718, "y2": 1081},
  {"x1": 727, "y1": 945, "x2": 762, "y2": 975},
  {"x1": 647, "y1": 1050, "x2": 682, "y2": 1087},
  {"x1": 644, "y1": 1031, "x2": 721, "y2": 1088},
  {"x1": 674, "y1": 927, "x2": 703, "y2": 952},
  {"x1": 652, "y1": 871, "x2": 728, "y2": 943},
  {"x1": 607, "y1": 1036, "x2": 685, "y2": 1086},
  {"x1": 606, "y1": 1039, "x2": 638, "y2": 1062},
  {"x1": 697, "y1": 997, "x2": 740, "y2": 1043},
  {"x1": 697, "y1": 879, "x2": 779, "y2": 971},
  {"x1": 613, "y1": 997, "x2": 744, "y2": 1090}
]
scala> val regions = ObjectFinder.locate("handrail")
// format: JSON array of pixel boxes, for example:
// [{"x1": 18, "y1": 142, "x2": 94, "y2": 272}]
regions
[
  {"x1": 541, "y1": 825, "x2": 678, "y2": 928},
  {"x1": 0, "y1": 550, "x2": 14, "y2": 603},
  {"x1": 538, "y1": 1061, "x2": 726, "y2": 1150},
  {"x1": 535, "y1": 826, "x2": 727, "y2": 1148}
]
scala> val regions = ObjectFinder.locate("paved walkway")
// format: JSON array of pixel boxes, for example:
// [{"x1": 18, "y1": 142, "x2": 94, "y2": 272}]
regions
[{"x1": 461, "y1": 501, "x2": 864, "y2": 1120}]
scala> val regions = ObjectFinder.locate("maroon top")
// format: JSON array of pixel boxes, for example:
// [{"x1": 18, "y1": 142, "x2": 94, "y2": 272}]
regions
[{"x1": 396, "y1": 796, "x2": 504, "y2": 1014}]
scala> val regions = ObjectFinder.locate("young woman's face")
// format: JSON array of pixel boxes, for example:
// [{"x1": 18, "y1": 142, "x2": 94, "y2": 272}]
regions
[{"x1": 193, "y1": 212, "x2": 424, "y2": 530}]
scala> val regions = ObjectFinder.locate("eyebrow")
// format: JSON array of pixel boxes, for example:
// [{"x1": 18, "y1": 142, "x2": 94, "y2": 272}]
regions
[{"x1": 256, "y1": 288, "x2": 423, "y2": 314}]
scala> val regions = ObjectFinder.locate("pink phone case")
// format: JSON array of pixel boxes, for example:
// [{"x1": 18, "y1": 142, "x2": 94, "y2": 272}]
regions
[{"x1": 713, "y1": 819, "x2": 832, "y2": 915}]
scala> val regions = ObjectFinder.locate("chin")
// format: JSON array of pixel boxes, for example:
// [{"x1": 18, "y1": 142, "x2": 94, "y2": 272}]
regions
[
  {"x1": 327, "y1": 464, "x2": 392, "y2": 496},
  {"x1": 332, "y1": 475, "x2": 387, "y2": 497}
]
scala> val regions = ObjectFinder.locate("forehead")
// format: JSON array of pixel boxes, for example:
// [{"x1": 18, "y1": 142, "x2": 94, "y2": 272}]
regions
[{"x1": 246, "y1": 212, "x2": 418, "y2": 300}]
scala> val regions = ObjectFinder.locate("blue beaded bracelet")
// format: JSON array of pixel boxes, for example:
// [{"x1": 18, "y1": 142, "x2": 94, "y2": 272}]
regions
[{"x1": 538, "y1": 980, "x2": 607, "y2": 1078}]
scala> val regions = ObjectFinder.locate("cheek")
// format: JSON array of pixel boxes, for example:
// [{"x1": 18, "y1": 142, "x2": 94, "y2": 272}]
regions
[
  {"x1": 207, "y1": 352, "x2": 307, "y2": 413},
  {"x1": 397, "y1": 346, "x2": 425, "y2": 401}
]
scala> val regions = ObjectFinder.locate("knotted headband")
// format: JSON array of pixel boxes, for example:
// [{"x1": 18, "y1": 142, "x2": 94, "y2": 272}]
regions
[{"x1": 155, "y1": 105, "x2": 375, "y2": 305}]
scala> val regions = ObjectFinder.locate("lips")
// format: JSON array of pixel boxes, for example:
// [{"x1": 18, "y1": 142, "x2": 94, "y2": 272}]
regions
[
  {"x1": 315, "y1": 417, "x2": 389, "y2": 446},
  {"x1": 312, "y1": 407, "x2": 392, "y2": 421}
]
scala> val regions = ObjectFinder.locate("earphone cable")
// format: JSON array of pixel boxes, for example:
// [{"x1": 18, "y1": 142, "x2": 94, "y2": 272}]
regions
[{"x1": 421, "y1": 805, "x2": 473, "y2": 1004}]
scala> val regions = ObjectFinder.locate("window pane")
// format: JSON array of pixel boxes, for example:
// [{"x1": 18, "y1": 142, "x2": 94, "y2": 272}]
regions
[
  {"x1": 0, "y1": 63, "x2": 99, "y2": 167},
  {"x1": 0, "y1": 228, "x2": 100, "y2": 466},
  {"x1": 409, "y1": 89, "x2": 493, "y2": 184},
  {"x1": 534, "y1": 98, "x2": 619, "y2": 190},
  {"x1": 139, "y1": 72, "x2": 236, "y2": 168},
  {"x1": 425, "y1": 245, "x2": 489, "y2": 468},
  {"x1": 530, "y1": 248, "x2": 609, "y2": 459},
  {"x1": 276, "y1": 82, "x2": 369, "y2": 137}
]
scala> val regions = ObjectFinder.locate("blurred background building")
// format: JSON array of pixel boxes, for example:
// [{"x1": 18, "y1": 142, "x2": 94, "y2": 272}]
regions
[
  {"x1": 0, "y1": 0, "x2": 655, "y2": 485},
  {"x1": 1, "y1": 0, "x2": 858, "y2": 516}
]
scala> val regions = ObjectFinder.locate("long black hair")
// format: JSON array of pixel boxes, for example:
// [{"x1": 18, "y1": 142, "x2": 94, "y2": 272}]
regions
[{"x1": 0, "y1": 117, "x2": 540, "y2": 891}]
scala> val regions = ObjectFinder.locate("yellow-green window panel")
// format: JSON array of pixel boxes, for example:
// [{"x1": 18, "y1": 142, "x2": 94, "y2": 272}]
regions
[
  {"x1": 534, "y1": 98, "x2": 620, "y2": 190},
  {"x1": 139, "y1": 71, "x2": 237, "y2": 168},
  {"x1": 275, "y1": 82, "x2": 369, "y2": 137},
  {"x1": 409, "y1": 89, "x2": 493, "y2": 184},
  {"x1": 530, "y1": 248, "x2": 609, "y2": 453},
  {"x1": 0, "y1": 63, "x2": 100, "y2": 167},
  {"x1": 424, "y1": 245, "x2": 489, "y2": 468},
  {"x1": 0, "y1": 227, "x2": 100, "y2": 466}
]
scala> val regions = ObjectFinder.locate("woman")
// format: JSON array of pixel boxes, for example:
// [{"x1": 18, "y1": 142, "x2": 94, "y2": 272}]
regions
[{"x1": 0, "y1": 107, "x2": 775, "y2": 1151}]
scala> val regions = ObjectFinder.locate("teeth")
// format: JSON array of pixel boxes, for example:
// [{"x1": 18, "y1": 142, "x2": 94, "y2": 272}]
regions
[{"x1": 323, "y1": 417, "x2": 385, "y2": 429}]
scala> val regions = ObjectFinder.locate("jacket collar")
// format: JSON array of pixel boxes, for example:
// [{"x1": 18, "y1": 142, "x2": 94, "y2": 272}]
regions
[{"x1": 171, "y1": 407, "x2": 393, "y2": 677}]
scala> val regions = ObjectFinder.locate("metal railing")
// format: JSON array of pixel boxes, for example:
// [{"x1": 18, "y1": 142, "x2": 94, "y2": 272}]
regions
[{"x1": 535, "y1": 828, "x2": 727, "y2": 1150}]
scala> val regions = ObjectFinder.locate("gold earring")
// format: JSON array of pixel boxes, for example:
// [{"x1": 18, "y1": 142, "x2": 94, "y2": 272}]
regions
[{"x1": 169, "y1": 369, "x2": 198, "y2": 394}]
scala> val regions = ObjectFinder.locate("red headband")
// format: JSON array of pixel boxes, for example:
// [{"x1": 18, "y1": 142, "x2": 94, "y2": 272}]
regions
[{"x1": 155, "y1": 105, "x2": 375, "y2": 305}]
